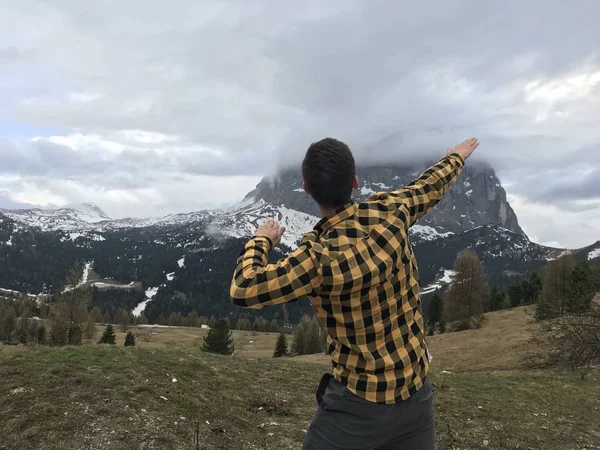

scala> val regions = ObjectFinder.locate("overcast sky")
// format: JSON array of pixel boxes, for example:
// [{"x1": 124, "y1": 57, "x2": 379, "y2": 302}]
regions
[{"x1": 1, "y1": 1, "x2": 599, "y2": 248}]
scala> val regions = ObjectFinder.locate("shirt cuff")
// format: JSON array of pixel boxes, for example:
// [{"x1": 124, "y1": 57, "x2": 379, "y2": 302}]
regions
[
  {"x1": 251, "y1": 235, "x2": 273, "y2": 250},
  {"x1": 447, "y1": 152, "x2": 465, "y2": 166}
]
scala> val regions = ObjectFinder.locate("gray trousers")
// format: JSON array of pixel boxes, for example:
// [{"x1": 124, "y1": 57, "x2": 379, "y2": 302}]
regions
[{"x1": 302, "y1": 375, "x2": 435, "y2": 450}]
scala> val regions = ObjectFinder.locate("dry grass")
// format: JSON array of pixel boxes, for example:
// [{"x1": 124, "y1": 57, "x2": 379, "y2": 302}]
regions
[
  {"x1": 295, "y1": 307, "x2": 540, "y2": 373},
  {"x1": 427, "y1": 306, "x2": 539, "y2": 373},
  {"x1": 91, "y1": 324, "x2": 281, "y2": 358},
  {"x1": 1, "y1": 346, "x2": 599, "y2": 450}
]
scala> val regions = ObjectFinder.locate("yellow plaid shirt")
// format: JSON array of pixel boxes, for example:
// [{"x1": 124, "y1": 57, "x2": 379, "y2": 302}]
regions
[{"x1": 230, "y1": 153, "x2": 465, "y2": 403}]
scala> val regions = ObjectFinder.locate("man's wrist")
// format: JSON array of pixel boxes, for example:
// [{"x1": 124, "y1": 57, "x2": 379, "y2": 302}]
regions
[
  {"x1": 252, "y1": 235, "x2": 273, "y2": 250},
  {"x1": 447, "y1": 152, "x2": 465, "y2": 166}
]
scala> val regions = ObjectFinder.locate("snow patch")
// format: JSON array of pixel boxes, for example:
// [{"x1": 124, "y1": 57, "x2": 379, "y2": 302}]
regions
[
  {"x1": 360, "y1": 186, "x2": 376, "y2": 196},
  {"x1": 166, "y1": 272, "x2": 175, "y2": 281},
  {"x1": 440, "y1": 270, "x2": 457, "y2": 284},
  {"x1": 410, "y1": 225, "x2": 454, "y2": 241},
  {"x1": 465, "y1": 189, "x2": 473, "y2": 197},
  {"x1": 133, "y1": 287, "x2": 159, "y2": 317},
  {"x1": 177, "y1": 257, "x2": 185, "y2": 268},
  {"x1": 588, "y1": 248, "x2": 600, "y2": 260}
]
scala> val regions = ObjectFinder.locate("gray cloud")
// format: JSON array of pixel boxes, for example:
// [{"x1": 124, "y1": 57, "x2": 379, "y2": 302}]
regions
[{"x1": 0, "y1": 0, "x2": 599, "y2": 246}]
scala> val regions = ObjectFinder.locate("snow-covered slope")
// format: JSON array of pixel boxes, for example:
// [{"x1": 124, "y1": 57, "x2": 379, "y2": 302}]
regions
[
  {"x1": 0, "y1": 203, "x2": 216, "y2": 234},
  {"x1": 209, "y1": 198, "x2": 319, "y2": 248}
]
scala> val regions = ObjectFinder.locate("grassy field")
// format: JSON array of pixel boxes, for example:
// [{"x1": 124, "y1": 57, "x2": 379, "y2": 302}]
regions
[
  {"x1": 1, "y1": 307, "x2": 600, "y2": 449},
  {"x1": 95, "y1": 325, "x2": 281, "y2": 358}
]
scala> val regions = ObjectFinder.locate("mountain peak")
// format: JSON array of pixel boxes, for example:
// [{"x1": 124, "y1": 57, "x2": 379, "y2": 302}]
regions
[
  {"x1": 63, "y1": 203, "x2": 111, "y2": 221},
  {"x1": 244, "y1": 161, "x2": 523, "y2": 237}
]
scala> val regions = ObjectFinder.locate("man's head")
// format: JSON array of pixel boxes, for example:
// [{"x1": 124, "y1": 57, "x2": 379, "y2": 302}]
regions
[{"x1": 302, "y1": 138, "x2": 358, "y2": 210}]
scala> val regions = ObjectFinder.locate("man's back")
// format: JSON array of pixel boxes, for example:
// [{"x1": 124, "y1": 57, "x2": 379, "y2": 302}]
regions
[
  {"x1": 231, "y1": 153, "x2": 467, "y2": 403},
  {"x1": 304, "y1": 198, "x2": 427, "y2": 404}
]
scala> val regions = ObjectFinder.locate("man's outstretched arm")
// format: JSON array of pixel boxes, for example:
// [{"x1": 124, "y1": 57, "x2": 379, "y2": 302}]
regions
[
  {"x1": 230, "y1": 219, "x2": 322, "y2": 309},
  {"x1": 368, "y1": 138, "x2": 479, "y2": 227}
]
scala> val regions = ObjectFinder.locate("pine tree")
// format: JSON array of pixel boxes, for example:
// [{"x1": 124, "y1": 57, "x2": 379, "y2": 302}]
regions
[
  {"x1": 489, "y1": 287, "x2": 506, "y2": 311},
  {"x1": 507, "y1": 282, "x2": 524, "y2": 307},
  {"x1": 565, "y1": 260, "x2": 596, "y2": 313},
  {"x1": 444, "y1": 250, "x2": 488, "y2": 330},
  {"x1": 202, "y1": 319, "x2": 234, "y2": 355},
  {"x1": 98, "y1": 324, "x2": 116, "y2": 345},
  {"x1": 427, "y1": 294, "x2": 443, "y2": 327},
  {"x1": 273, "y1": 332, "x2": 288, "y2": 357},
  {"x1": 124, "y1": 331, "x2": 136, "y2": 347},
  {"x1": 268, "y1": 318, "x2": 280, "y2": 333}
]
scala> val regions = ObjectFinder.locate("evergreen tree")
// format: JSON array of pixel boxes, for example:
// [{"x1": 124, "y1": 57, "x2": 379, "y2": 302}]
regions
[
  {"x1": 507, "y1": 282, "x2": 524, "y2": 307},
  {"x1": 98, "y1": 324, "x2": 116, "y2": 345},
  {"x1": 565, "y1": 260, "x2": 596, "y2": 313},
  {"x1": 427, "y1": 294, "x2": 443, "y2": 327},
  {"x1": 444, "y1": 250, "x2": 488, "y2": 330},
  {"x1": 124, "y1": 331, "x2": 136, "y2": 347},
  {"x1": 488, "y1": 287, "x2": 502, "y2": 311},
  {"x1": 268, "y1": 318, "x2": 280, "y2": 333},
  {"x1": 273, "y1": 332, "x2": 288, "y2": 357},
  {"x1": 202, "y1": 319, "x2": 234, "y2": 355}
]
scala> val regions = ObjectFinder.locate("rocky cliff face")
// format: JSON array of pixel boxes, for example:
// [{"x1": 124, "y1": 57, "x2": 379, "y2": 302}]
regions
[{"x1": 245, "y1": 161, "x2": 523, "y2": 236}]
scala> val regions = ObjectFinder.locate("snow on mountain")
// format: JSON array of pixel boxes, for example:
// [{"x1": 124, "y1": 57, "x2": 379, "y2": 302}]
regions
[
  {"x1": 133, "y1": 287, "x2": 159, "y2": 317},
  {"x1": 588, "y1": 248, "x2": 600, "y2": 261},
  {"x1": 210, "y1": 198, "x2": 319, "y2": 248},
  {"x1": 0, "y1": 203, "x2": 216, "y2": 235}
]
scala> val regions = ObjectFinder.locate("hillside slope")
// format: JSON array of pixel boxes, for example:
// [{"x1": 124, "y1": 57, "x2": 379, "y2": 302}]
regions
[{"x1": 1, "y1": 344, "x2": 599, "y2": 450}]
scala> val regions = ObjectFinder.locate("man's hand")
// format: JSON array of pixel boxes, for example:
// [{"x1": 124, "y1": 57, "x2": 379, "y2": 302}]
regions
[
  {"x1": 447, "y1": 138, "x2": 479, "y2": 161},
  {"x1": 255, "y1": 219, "x2": 286, "y2": 247}
]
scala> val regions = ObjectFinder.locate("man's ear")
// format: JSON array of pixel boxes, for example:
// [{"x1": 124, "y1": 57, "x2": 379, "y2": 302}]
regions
[
  {"x1": 352, "y1": 176, "x2": 359, "y2": 190},
  {"x1": 302, "y1": 181, "x2": 309, "y2": 194}
]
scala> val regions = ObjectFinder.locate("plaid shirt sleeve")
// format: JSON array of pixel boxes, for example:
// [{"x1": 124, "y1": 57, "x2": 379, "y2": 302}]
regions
[
  {"x1": 368, "y1": 153, "x2": 465, "y2": 227},
  {"x1": 230, "y1": 235, "x2": 323, "y2": 309}
]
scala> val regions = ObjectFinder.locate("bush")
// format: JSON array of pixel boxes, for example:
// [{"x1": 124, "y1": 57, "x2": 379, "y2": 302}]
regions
[{"x1": 124, "y1": 331, "x2": 136, "y2": 347}]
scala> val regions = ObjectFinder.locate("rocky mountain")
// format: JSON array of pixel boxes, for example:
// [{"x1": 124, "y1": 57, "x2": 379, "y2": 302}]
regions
[
  {"x1": 239, "y1": 161, "x2": 523, "y2": 242},
  {"x1": 0, "y1": 159, "x2": 597, "y2": 324}
]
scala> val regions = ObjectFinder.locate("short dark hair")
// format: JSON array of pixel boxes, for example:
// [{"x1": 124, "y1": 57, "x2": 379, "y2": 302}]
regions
[{"x1": 302, "y1": 138, "x2": 355, "y2": 208}]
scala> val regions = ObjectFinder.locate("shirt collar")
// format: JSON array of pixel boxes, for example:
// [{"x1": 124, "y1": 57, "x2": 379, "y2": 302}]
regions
[{"x1": 314, "y1": 201, "x2": 357, "y2": 234}]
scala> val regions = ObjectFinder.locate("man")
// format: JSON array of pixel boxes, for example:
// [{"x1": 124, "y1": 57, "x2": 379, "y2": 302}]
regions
[{"x1": 230, "y1": 137, "x2": 479, "y2": 449}]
